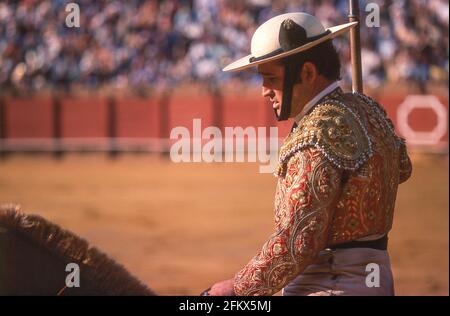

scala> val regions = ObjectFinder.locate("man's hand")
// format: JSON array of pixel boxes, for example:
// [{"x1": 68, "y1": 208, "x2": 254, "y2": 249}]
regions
[{"x1": 208, "y1": 278, "x2": 236, "y2": 296}]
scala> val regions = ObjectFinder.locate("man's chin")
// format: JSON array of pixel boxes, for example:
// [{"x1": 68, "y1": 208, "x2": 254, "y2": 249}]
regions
[{"x1": 273, "y1": 108, "x2": 281, "y2": 117}]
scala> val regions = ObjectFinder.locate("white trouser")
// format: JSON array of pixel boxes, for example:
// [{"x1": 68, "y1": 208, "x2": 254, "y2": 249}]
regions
[{"x1": 282, "y1": 247, "x2": 395, "y2": 296}]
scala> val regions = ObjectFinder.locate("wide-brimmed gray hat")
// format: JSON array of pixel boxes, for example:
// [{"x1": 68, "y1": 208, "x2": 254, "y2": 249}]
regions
[
  {"x1": 223, "y1": 12, "x2": 357, "y2": 72},
  {"x1": 222, "y1": 12, "x2": 357, "y2": 122}
]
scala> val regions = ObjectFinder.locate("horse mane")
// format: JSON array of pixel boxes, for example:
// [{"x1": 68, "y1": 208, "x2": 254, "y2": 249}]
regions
[{"x1": 0, "y1": 204, "x2": 156, "y2": 295}]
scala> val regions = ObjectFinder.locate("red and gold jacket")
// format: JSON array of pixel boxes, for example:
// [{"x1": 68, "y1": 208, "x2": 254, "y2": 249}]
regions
[{"x1": 233, "y1": 88, "x2": 412, "y2": 296}]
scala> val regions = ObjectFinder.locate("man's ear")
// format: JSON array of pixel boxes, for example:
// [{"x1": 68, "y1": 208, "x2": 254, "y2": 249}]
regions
[{"x1": 300, "y1": 62, "x2": 318, "y2": 84}]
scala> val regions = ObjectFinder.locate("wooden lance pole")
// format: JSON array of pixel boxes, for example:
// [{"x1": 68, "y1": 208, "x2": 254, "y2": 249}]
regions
[{"x1": 348, "y1": 0, "x2": 363, "y2": 93}]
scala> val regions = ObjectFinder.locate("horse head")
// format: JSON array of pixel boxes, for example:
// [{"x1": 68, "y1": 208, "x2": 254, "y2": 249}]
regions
[{"x1": 0, "y1": 204, "x2": 156, "y2": 296}]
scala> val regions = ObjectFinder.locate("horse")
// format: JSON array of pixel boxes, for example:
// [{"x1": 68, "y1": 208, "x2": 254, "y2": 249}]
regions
[{"x1": 0, "y1": 204, "x2": 156, "y2": 296}]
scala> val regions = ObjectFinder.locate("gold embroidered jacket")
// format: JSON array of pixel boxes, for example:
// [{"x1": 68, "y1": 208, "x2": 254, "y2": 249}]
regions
[{"x1": 233, "y1": 88, "x2": 412, "y2": 296}]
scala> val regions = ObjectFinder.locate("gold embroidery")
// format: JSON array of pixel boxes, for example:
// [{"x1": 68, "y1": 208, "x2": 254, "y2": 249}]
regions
[{"x1": 276, "y1": 99, "x2": 372, "y2": 177}]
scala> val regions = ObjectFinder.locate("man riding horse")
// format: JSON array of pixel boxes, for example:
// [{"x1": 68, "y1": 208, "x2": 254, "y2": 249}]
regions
[{"x1": 207, "y1": 12, "x2": 412, "y2": 296}]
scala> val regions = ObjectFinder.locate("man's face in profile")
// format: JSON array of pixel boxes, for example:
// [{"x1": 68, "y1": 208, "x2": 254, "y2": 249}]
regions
[
  {"x1": 258, "y1": 62, "x2": 285, "y2": 118},
  {"x1": 258, "y1": 60, "x2": 319, "y2": 119}
]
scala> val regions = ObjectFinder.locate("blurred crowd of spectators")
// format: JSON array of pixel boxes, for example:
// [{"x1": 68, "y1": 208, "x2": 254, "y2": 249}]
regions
[{"x1": 0, "y1": 0, "x2": 448, "y2": 94}]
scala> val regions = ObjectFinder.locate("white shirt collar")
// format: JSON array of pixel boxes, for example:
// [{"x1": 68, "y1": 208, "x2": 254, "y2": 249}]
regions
[{"x1": 293, "y1": 81, "x2": 339, "y2": 124}]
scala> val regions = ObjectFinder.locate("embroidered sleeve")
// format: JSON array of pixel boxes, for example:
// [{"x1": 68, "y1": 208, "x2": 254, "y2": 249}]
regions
[{"x1": 233, "y1": 148, "x2": 342, "y2": 296}]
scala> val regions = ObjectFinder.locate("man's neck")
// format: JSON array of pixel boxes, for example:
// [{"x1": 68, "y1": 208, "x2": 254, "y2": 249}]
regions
[
  {"x1": 309, "y1": 79, "x2": 335, "y2": 100},
  {"x1": 293, "y1": 80, "x2": 338, "y2": 123}
]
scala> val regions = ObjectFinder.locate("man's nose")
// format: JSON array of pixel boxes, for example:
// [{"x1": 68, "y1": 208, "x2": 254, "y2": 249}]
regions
[{"x1": 262, "y1": 86, "x2": 274, "y2": 98}]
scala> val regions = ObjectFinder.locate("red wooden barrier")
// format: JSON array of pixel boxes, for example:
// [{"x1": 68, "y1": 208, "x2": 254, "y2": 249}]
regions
[
  {"x1": 168, "y1": 90, "x2": 214, "y2": 136},
  {"x1": 5, "y1": 96, "x2": 53, "y2": 138},
  {"x1": 60, "y1": 96, "x2": 107, "y2": 138},
  {"x1": 1, "y1": 90, "x2": 447, "y2": 152},
  {"x1": 115, "y1": 97, "x2": 159, "y2": 138},
  {"x1": 378, "y1": 94, "x2": 448, "y2": 147}
]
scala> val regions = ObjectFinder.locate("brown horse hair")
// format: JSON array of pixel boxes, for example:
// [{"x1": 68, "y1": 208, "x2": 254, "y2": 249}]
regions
[{"x1": 0, "y1": 204, "x2": 156, "y2": 295}]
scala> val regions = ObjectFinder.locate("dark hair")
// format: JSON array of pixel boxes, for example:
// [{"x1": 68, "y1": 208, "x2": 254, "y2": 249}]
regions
[{"x1": 281, "y1": 39, "x2": 342, "y2": 82}]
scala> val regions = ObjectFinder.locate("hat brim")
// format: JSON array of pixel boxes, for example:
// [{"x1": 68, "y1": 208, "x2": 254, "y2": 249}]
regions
[{"x1": 222, "y1": 21, "x2": 357, "y2": 72}]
